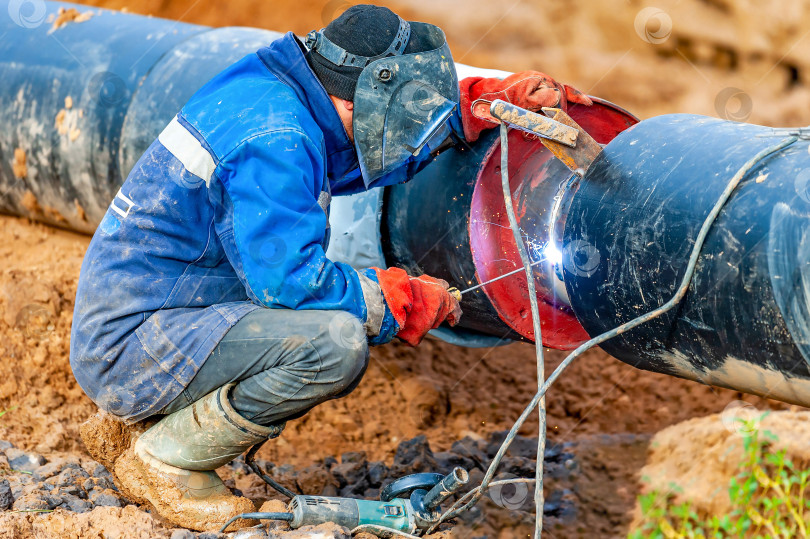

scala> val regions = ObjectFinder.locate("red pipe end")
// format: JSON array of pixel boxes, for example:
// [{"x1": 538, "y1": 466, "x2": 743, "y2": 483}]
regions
[{"x1": 468, "y1": 99, "x2": 638, "y2": 349}]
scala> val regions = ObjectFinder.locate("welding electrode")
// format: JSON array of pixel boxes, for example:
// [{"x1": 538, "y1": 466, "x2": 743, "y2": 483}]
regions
[{"x1": 448, "y1": 258, "x2": 547, "y2": 301}]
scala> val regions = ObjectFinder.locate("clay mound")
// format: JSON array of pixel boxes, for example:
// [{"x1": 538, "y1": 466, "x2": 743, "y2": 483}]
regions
[{"x1": 635, "y1": 409, "x2": 810, "y2": 520}]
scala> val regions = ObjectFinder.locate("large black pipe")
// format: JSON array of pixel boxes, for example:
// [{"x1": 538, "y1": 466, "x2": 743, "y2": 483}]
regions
[
  {"x1": 563, "y1": 114, "x2": 810, "y2": 406},
  {"x1": 386, "y1": 101, "x2": 638, "y2": 348},
  {"x1": 0, "y1": 1, "x2": 279, "y2": 233}
]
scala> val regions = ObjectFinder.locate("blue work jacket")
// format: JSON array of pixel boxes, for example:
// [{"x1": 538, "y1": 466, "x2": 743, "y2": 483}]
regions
[{"x1": 70, "y1": 33, "x2": 451, "y2": 421}]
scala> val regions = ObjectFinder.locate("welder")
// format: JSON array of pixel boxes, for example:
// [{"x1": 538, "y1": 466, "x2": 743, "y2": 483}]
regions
[{"x1": 70, "y1": 4, "x2": 591, "y2": 531}]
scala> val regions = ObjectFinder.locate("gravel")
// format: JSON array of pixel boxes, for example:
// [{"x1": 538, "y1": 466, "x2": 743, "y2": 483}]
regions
[
  {"x1": 0, "y1": 433, "x2": 578, "y2": 537},
  {"x1": 0, "y1": 479, "x2": 13, "y2": 510},
  {"x1": 0, "y1": 441, "x2": 130, "y2": 516}
]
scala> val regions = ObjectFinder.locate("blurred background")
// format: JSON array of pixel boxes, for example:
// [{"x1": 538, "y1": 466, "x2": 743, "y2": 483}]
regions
[{"x1": 72, "y1": 0, "x2": 810, "y2": 126}]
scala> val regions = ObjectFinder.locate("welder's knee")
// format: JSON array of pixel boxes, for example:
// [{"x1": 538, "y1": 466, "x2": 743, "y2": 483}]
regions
[
  {"x1": 315, "y1": 311, "x2": 370, "y2": 397},
  {"x1": 333, "y1": 338, "x2": 369, "y2": 397}
]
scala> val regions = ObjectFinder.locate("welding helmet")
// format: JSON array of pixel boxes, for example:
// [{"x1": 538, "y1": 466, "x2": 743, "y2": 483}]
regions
[{"x1": 306, "y1": 16, "x2": 459, "y2": 185}]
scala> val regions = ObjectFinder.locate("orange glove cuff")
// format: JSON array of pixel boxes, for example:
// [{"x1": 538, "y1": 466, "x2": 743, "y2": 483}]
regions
[
  {"x1": 372, "y1": 268, "x2": 463, "y2": 347},
  {"x1": 372, "y1": 267, "x2": 411, "y2": 328}
]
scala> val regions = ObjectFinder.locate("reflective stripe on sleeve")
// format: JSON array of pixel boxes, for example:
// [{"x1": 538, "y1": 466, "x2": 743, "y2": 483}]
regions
[{"x1": 158, "y1": 117, "x2": 217, "y2": 187}]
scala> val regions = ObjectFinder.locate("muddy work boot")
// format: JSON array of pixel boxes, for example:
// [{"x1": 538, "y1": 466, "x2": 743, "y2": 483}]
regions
[
  {"x1": 79, "y1": 409, "x2": 154, "y2": 502},
  {"x1": 114, "y1": 384, "x2": 284, "y2": 532}
]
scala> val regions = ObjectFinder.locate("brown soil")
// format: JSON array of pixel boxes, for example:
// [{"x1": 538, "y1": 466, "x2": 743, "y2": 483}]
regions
[
  {"x1": 0, "y1": 505, "x2": 171, "y2": 539},
  {"x1": 0, "y1": 216, "x2": 90, "y2": 456},
  {"x1": 3, "y1": 0, "x2": 810, "y2": 536},
  {"x1": 0, "y1": 209, "x2": 791, "y2": 538}
]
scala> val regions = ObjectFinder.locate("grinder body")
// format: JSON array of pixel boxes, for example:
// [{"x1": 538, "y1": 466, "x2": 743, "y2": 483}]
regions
[{"x1": 288, "y1": 495, "x2": 416, "y2": 532}]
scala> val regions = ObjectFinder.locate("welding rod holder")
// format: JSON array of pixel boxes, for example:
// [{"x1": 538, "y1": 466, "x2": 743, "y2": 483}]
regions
[{"x1": 483, "y1": 99, "x2": 580, "y2": 147}]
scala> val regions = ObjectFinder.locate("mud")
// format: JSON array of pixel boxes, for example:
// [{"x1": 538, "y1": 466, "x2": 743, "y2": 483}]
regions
[
  {"x1": 79, "y1": 411, "x2": 141, "y2": 471},
  {"x1": 19, "y1": 191, "x2": 69, "y2": 225},
  {"x1": 11, "y1": 149, "x2": 26, "y2": 180},
  {"x1": 114, "y1": 446, "x2": 257, "y2": 532},
  {"x1": 54, "y1": 110, "x2": 66, "y2": 134},
  {"x1": 50, "y1": 7, "x2": 94, "y2": 31},
  {"x1": 3, "y1": 0, "x2": 810, "y2": 536},
  {"x1": 73, "y1": 200, "x2": 87, "y2": 222},
  {"x1": 55, "y1": 99, "x2": 81, "y2": 143}
]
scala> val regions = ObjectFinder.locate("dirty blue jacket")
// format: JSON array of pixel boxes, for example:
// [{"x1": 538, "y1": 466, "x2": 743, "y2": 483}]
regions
[{"x1": 70, "y1": 32, "x2": 450, "y2": 422}]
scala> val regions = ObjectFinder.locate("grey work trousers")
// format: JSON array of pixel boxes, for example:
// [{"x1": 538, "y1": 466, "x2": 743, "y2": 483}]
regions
[{"x1": 159, "y1": 308, "x2": 370, "y2": 426}]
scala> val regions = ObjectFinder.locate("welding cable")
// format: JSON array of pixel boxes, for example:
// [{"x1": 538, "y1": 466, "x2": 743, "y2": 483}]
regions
[
  {"x1": 495, "y1": 122, "x2": 547, "y2": 539},
  {"x1": 428, "y1": 135, "x2": 799, "y2": 534},
  {"x1": 245, "y1": 440, "x2": 297, "y2": 499}
]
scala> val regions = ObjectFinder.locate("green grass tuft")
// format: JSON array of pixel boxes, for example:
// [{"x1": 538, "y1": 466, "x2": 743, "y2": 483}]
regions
[{"x1": 630, "y1": 415, "x2": 810, "y2": 539}]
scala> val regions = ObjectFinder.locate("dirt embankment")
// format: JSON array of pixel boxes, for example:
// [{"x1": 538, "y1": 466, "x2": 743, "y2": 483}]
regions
[{"x1": 630, "y1": 409, "x2": 810, "y2": 533}]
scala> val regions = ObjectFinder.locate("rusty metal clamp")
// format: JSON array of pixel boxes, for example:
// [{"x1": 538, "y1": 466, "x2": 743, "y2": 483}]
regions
[{"x1": 471, "y1": 98, "x2": 579, "y2": 147}]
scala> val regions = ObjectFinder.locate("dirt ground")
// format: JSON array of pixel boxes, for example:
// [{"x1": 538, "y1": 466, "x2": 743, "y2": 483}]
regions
[{"x1": 2, "y1": 0, "x2": 810, "y2": 537}]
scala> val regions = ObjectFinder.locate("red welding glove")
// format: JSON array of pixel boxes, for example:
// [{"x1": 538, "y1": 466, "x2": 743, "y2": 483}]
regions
[
  {"x1": 459, "y1": 71, "x2": 594, "y2": 142},
  {"x1": 373, "y1": 267, "x2": 463, "y2": 347}
]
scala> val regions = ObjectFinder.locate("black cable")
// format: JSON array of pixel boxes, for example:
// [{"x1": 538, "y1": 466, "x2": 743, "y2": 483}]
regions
[
  {"x1": 219, "y1": 511, "x2": 294, "y2": 533},
  {"x1": 245, "y1": 440, "x2": 297, "y2": 499}
]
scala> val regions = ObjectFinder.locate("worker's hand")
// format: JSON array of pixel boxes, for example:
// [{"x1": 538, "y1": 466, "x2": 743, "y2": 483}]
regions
[
  {"x1": 459, "y1": 71, "x2": 593, "y2": 142},
  {"x1": 373, "y1": 267, "x2": 462, "y2": 347}
]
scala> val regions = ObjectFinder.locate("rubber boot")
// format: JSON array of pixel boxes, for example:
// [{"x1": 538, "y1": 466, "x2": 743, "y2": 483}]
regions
[{"x1": 114, "y1": 384, "x2": 284, "y2": 532}]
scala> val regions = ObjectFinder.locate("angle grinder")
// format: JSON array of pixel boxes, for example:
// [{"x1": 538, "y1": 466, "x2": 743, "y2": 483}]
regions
[{"x1": 220, "y1": 467, "x2": 469, "y2": 535}]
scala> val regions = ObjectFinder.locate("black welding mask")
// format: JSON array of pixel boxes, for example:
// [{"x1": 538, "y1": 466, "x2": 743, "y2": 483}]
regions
[{"x1": 306, "y1": 18, "x2": 459, "y2": 185}]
